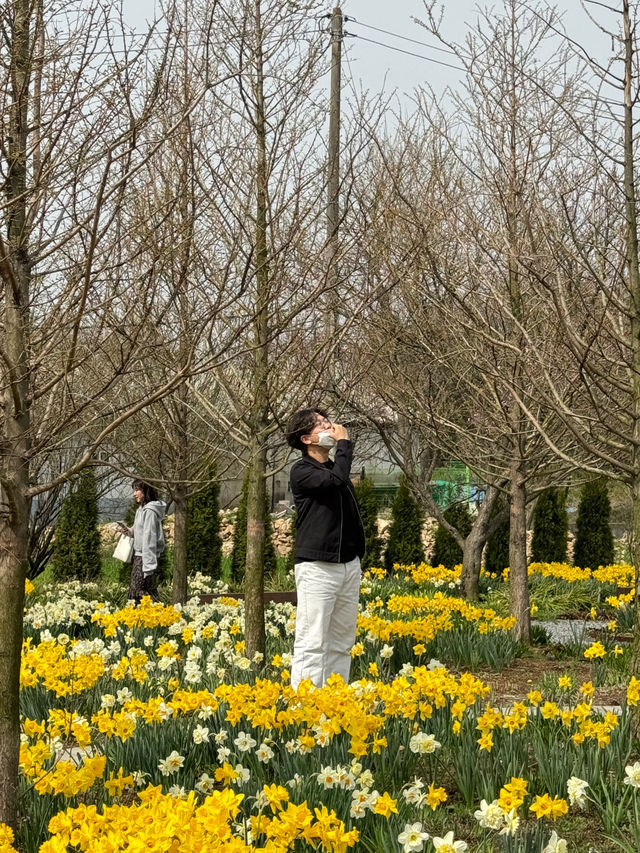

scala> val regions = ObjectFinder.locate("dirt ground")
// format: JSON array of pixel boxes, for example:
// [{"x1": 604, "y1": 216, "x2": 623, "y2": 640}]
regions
[{"x1": 472, "y1": 648, "x2": 626, "y2": 706}]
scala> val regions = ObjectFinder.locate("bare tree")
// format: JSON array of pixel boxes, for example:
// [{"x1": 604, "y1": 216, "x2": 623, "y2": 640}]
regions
[
  {"x1": 495, "y1": 1, "x2": 640, "y2": 694},
  {"x1": 0, "y1": 0, "x2": 236, "y2": 826},
  {"x1": 185, "y1": 0, "x2": 384, "y2": 659},
  {"x1": 339, "y1": 1, "x2": 583, "y2": 639}
]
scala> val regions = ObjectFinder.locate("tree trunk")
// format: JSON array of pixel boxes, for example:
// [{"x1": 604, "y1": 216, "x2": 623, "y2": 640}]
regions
[
  {"x1": 631, "y1": 473, "x2": 640, "y2": 679},
  {"x1": 622, "y1": 2, "x2": 640, "y2": 735},
  {"x1": 509, "y1": 462, "x2": 530, "y2": 643},
  {"x1": 0, "y1": 0, "x2": 32, "y2": 828},
  {"x1": 461, "y1": 530, "x2": 484, "y2": 600},
  {"x1": 243, "y1": 0, "x2": 269, "y2": 661},
  {"x1": 172, "y1": 480, "x2": 188, "y2": 604},
  {"x1": 172, "y1": 378, "x2": 190, "y2": 604},
  {"x1": 244, "y1": 440, "x2": 267, "y2": 659},
  {"x1": 460, "y1": 485, "x2": 501, "y2": 600},
  {"x1": 0, "y1": 511, "x2": 28, "y2": 829}
]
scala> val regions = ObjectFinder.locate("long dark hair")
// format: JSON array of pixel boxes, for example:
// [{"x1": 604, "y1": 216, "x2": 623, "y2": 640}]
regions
[{"x1": 132, "y1": 479, "x2": 158, "y2": 504}]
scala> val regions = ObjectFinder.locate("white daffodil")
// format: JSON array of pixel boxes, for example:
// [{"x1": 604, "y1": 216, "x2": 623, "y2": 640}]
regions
[
  {"x1": 233, "y1": 731, "x2": 257, "y2": 752},
  {"x1": 409, "y1": 732, "x2": 441, "y2": 754},
  {"x1": 256, "y1": 743, "x2": 274, "y2": 763},
  {"x1": 233, "y1": 763, "x2": 250, "y2": 783},
  {"x1": 158, "y1": 750, "x2": 185, "y2": 776},
  {"x1": 195, "y1": 772, "x2": 216, "y2": 794},
  {"x1": 473, "y1": 799, "x2": 503, "y2": 830},
  {"x1": 317, "y1": 766, "x2": 337, "y2": 789},
  {"x1": 542, "y1": 830, "x2": 568, "y2": 853},
  {"x1": 350, "y1": 800, "x2": 367, "y2": 819},
  {"x1": 499, "y1": 808, "x2": 519, "y2": 836},
  {"x1": 358, "y1": 769, "x2": 375, "y2": 789},
  {"x1": 168, "y1": 784, "x2": 187, "y2": 799},
  {"x1": 116, "y1": 687, "x2": 132, "y2": 704},
  {"x1": 432, "y1": 831, "x2": 468, "y2": 852},
  {"x1": 397, "y1": 822, "x2": 430, "y2": 853},
  {"x1": 625, "y1": 761, "x2": 640, "y2": 787},
  {"x1": 192, "y1": 725, "x2": 210, "y2": 744},
  {"x1": 567, "y1": 776, "x2": 589, "y2": 808},
  {"x1": 100, "y1": 694, "x2": 116, "y2": 709}
]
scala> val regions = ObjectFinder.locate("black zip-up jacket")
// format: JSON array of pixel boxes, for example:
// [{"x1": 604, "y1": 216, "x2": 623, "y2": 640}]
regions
[{"x1": 289, "y1": 439, "x2": 366, "y2": 563}]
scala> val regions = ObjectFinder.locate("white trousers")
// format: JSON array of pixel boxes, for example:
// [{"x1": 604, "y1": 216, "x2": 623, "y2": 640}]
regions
[{"x1": 291, "y1": 556, "x2": 361, "y2": 690}]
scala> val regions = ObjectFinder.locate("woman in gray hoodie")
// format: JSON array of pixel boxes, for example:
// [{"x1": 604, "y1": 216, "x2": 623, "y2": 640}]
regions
[{"x1": 123, "y1": 479, "x2": 166, "y2": 602}]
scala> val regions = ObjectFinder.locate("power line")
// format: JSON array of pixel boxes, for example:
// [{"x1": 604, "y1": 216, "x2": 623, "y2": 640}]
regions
[
  {"x1": 38, "y1": 31, "x2": 321, "y2": 60},
  {"x1": 347, "y1": 33, "x2": 466, "y2": 73},
  {"x1": 346, "y1": 17, "x2": 457, "y2": 57}
]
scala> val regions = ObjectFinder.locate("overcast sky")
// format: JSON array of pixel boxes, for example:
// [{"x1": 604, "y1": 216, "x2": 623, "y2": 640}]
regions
[{"x1": 119, "y1": 1, "x2": 619, "y2": 105}]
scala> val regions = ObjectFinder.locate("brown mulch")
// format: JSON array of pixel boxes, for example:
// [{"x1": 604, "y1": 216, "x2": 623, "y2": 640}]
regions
[{"x1": 472, "y1": 649, "x2": 625, "y2": 706}]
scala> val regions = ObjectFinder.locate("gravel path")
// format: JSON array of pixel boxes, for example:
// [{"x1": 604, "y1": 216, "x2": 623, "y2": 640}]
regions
[{"x1": 532, "y1": 619, "x2": 608, "y2": 645}]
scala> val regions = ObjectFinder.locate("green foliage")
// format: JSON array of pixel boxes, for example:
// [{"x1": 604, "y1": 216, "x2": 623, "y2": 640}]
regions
[
  {"x1": 285, "y1": 508, "x2": 297, "y2": 574},
  {"x1": 354, "y1": 477, "x2": 383, "y2": 570},
  {"x1": 384, "y1": 477, "x2": 424, "y2": 571},
  {"x1": 431, "y1": 500, "x2": 473, "y2": 569},
  {"x1": 123, "y1": 498, "x2": 137, "y2": 526},
  {"x1": 531, "y1": 488, "x2": 568, "y2": 563},
  {"x1": 484, "y1": 498, "x2": 510, "y2": 573},
  {"x1": 187, "y1": 466, "x2": 223, "y2": 579},
  {"x1": 230, "y1": 471, "x2": 277, "y2": 584},
  {"x1": 52, "y1": 469, "x2": 102, "y2": 581},
  {"x1": 573, "y1": 479, "x2": 614, "y2": 569}
]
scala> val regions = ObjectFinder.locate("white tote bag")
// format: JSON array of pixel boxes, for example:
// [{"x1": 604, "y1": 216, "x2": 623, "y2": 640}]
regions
[{"x1": 113, "y1": 533, "x2": 134, "y2": 563}]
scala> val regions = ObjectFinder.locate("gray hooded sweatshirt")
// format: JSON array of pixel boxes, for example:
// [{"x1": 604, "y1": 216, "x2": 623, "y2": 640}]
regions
[{"x1": 133, "y1": 501, "x2": 166, "y2": 575}]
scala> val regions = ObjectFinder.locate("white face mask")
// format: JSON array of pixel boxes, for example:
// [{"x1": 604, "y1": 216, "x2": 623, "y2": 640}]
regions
[{"x1": 316, "y1": 430, "x2": 337, "y2": 448}]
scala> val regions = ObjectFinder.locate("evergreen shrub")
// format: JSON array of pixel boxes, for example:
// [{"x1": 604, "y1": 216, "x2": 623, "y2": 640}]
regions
[
  {"x1": 354, "y1": 477, "x2": 383, "y2": 570},
  {"x1": 187, "y1": 466, "x2": 223, "y2": 579},
  {"x1": 285, "y1": 507, "x2": 297, "y2": 574},
  {"x1": 384, "y1": 477, "x2": 424, "y2": 571},
  {"x1": 573, "y1": 479, "x2": 614, "y2": 569},
  {"x1": 431, "y1": 500, "x2": 473, "y2": 569},
  {"x1": 531, "y1": 488, "x2": 568, "y2": 563},
  {"x1": 52, "y1": 469, "x2": 102, "y2": 581}
]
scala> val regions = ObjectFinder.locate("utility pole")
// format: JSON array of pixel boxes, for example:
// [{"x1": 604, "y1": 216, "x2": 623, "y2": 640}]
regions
[{"x1": 326, "y1": 6, "x2": 342, "y2": 341}]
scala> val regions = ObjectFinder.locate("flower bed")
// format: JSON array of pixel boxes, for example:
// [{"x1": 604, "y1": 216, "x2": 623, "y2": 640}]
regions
[{"x1": 6, "y1": 565, "x2": 640, "y2": 852}]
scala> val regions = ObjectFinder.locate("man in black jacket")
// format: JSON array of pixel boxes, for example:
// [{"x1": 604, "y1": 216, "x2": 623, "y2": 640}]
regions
[{"x1": 285, "y1": 408, "x2": 365, "y2": 689}]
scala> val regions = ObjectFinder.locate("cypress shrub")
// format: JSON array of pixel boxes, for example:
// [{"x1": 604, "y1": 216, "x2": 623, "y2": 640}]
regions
[
  {"x1": 484, "y1": 499, "x2": 510, "y2": 573},
  {"x1": 431, "y1": 501, "x2": 473, "y2": 569},
  {"x1": 187, "y1": 466, "x2": 223, "y2": 579},
  {"x1": 285, "y1": 508, "x2": 297, "y2": 574},
  {"x1": 384, "y1": 477, "x2": 425, "y2": 571},
  {"x1": 123, "y1": 498, "x2": 137, "y2": 526},
  {"x1": 230, "y1": 471, "x2": 277, "y2": 583},
  {"x1": 531, "y1": 488, "x2": 568, "y2": 563},
  {"x1": 573, "y1": 479, "x2": 614, "y2": 569},
  {"x1": 354, "y1": 477, "x2": 383, "y2": 570},
  {"x1": 52, "y1": 469, "x2": 102, "y2": 581}
]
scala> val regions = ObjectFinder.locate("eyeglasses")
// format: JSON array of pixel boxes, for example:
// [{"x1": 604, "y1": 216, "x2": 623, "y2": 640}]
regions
[{"x1": 313, "y1": 417, "x2": 332, "y2": 430}]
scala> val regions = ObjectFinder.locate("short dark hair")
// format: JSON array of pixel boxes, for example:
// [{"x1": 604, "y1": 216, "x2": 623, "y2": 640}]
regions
[
  {"x1": 285, "y1": 408, "x2": 330, "y2": 453},
  {"x1": 132, "y1": 479, "x2": 158, "y2": 504}
]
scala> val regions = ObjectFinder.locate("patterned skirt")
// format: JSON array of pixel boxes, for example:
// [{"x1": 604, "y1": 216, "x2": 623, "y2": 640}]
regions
[{"x1": 129, "y1": 555, "x2": 159, "y2": 603}]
